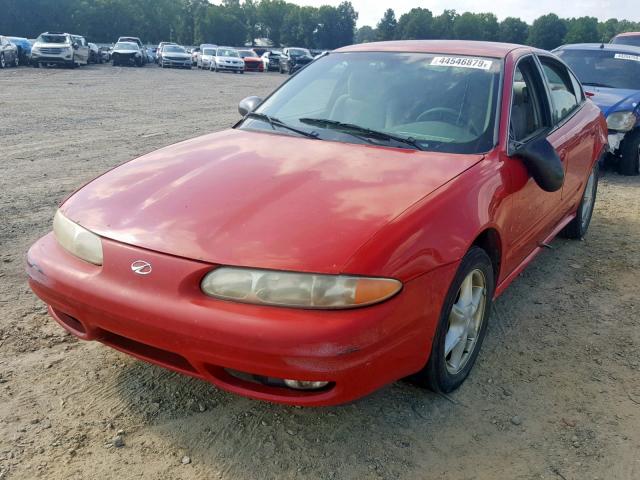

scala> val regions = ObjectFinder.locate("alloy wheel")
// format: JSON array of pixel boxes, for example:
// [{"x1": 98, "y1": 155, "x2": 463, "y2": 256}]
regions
[
  {"x1": 0, "y1": 55, "x2": 5, "y2": 68},
  {"x1": 444, "y1": 269, "x2": 487, "y2": 374}
]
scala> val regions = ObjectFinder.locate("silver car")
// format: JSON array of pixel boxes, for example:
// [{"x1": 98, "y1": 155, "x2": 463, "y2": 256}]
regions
[
  {"x1": 159, "y1": 44, "x2": 192, "y2": 69},
  {"x1": 198, "y1": 47, "x2": 216, "y2": 69},
  {"x1": 211, "y1": 47, "x2": 244, "y2": 73},
  {"x1": 31, "y1": 32, "x2": 89, "y2": 68}
]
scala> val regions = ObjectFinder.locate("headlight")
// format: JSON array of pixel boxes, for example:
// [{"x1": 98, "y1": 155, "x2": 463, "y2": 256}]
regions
[
  {"x1": 53, "y1": 210, "x2": 103, "y2": 265},
  {"x1": 201, "y1": 267, "x2": 402, "y2": 309},
  {"x1": 607, "y1": 111, "x2": 637, "y2": 132}
]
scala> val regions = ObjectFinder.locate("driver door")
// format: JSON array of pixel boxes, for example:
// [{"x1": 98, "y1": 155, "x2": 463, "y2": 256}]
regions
[{"x1": 502, "y1": 55, "x2": 566, "y2": 274}]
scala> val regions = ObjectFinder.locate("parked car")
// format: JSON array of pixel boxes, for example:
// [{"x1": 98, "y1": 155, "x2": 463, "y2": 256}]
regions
[
  {"x1": 554, "y1": 43, "x2": 640, "y2": 175},
  {"x1": 210, "y1": 47, "x2": 244, "y2": 73},
  {"x1": 88, "y1": 42, "x2": 102, "y2": 63},
  {"x1": 7, "y1": 36, "x2": 31, "y2": 64},
  {"x1": 279, "y1": 47, "x2": 313, "y2": 74},
  {"x1": 117, "y1": 37, "x2": 147, "y2": 64},
  {"x1": 111, "y1": 41, "x2": 144, "y2": 67},
  {"x1": 0, "y1": 36, "x2": 19, "y2": 68},
  {"x1": 155, "y1": 41, "x2": 176, "y2": 64},
  {"x1": 146, "y1": 48, "x2": 156, "y2": 63},
  {"x1": 159, "y1": 44, "x2": 191, "y2": 69},
  {"x1": 99, "y1": 46, "x2": 111, "y2": 63},
  {"x1": 237, "y1": 49, "x2": 264, "y2": 72},
  {"x1": 70, "y1": 35, "x2": 90, "y2": 65},
  {"x1": 197, "y1": 46, "x2": 216, "y2": 69},
  {"x1": 26, "y1": 41, "x2": 607, "y2": 406},
  {"x1": 30, "y1": 32, "x2": 88, "y2": 68},
  {"x1": 610, "y1": 32, "x2": 640, "y2": 48},
  {"x1": 261, "y1": 50, "x2": 282, "y2": 71}
]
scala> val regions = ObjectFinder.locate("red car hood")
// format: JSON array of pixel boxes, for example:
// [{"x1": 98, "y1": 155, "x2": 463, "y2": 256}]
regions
[{"x1": 62, "y1": 129, "x2": 482, "y2": 273}]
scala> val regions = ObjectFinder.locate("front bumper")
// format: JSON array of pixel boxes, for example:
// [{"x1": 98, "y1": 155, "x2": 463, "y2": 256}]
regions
[
  {"x1": 27, "y1": 233, "x2": 449, "y2": 406},
  {"x1": 607, "y1": 131, "x2": 626, "y2": 153},
  {"x1": 216, "y1": 63, "x2": 244, "y2": 72},
  {"x1": 163, "y1": 58, "x2": 191, "y2": 67},
  {"x1": 31, "y1": 53, "x2": 74, "y2": 64}
]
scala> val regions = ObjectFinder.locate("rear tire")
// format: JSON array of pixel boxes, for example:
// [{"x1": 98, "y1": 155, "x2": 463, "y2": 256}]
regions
[
  {"x1": 617, "y1": 130, "x2": 640, "y2": 176},
  {"x1": 0, "y1": 54, "x2": 5, "y2": 69},
  {"x1": 561, "y1": 161, "x2": 599, "y2": 239},
  {"x1": 14, "y1": 55, "x2": 19, "y2": 67},
  {"x1": 411, "y1": 247, "x2": 494, "y2": 393}
]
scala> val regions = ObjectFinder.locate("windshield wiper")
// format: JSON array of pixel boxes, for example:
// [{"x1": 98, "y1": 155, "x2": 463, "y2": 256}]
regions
[
  {"x1": 299, "y1": 118, "x2": 424, "y2": 151},
  {"x1": 245, "y1": 112, "x2": 318, "y2": 139},
  {"x1": 582, "y1": 82, "x2": 613, "y2": 88}
]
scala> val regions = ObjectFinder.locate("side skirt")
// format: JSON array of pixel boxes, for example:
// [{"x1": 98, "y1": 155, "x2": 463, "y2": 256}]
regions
[{"x1": 493, "y1": 212, "x2": 575, "y2": 299}]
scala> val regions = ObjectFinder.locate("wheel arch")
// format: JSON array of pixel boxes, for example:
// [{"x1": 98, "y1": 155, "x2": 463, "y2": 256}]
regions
[{"x1": 469, "y1": 227, "x2": 502, "y2": 284}]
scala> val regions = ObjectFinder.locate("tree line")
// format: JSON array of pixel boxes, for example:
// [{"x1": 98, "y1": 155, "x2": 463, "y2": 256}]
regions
[
  {"x1": 363, "y1": 9, "x2": 640, "y2": 50},
  {"x1": 1, "y1": 0, "x2": 639, "y2": 50},
  {"x1": 0, "y1": 0, "x2": 358, "y2": 48}
]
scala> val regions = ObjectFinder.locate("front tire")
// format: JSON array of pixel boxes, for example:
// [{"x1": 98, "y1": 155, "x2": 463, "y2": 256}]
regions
[
  {"x1": 617, "y1": 130, "x2": 640, "y2": 176},
  {"x1": 0, "y1": 54, "x2": 5, "y2": 69},
  {"x1": 561, "y1": 161, "x2": 599, "y2": 239},
  {"x1": 412, "y1": 247, "x2": 494, "y2": 393},
  {"x1": 14, "y1": 55, "x2": 19, "y2": 67}
]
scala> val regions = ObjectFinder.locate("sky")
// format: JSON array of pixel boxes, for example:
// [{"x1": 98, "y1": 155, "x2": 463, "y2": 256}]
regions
[{"x1": 292, "y1": 0, "x2": 640, "y2": 28}]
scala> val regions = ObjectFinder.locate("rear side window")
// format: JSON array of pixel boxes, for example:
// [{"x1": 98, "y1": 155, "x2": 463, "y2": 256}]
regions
[{"x1": 538, "y1": 57, "x2": 580, "y2": 124}]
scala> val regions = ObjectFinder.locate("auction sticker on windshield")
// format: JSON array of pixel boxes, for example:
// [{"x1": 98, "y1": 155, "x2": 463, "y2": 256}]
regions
[
  {"x1": 430, "y1": 56, "x2": 493, "y2": 70},
  {"x1": 614, "y1": 53, "x2": 640, "y2": 62}
]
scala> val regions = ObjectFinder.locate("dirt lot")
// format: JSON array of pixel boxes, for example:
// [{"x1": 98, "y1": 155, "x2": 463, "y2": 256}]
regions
[{"x1": 0, "y1": 64, "x2": 639, "y2": 480}]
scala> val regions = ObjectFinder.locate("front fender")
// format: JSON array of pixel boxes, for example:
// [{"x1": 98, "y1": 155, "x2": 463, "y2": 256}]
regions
[{"x1": 343, "y1": 154, "x2": 510, "y2": 283}]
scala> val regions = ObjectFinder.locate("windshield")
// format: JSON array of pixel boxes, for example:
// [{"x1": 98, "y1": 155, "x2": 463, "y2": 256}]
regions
[
  {"x1": 115, "y1": 42, "x2": 137, "y2": 50},
  {"x1": 556, "y1": 49, "x2": 640, "y2": 90},
  {"x1": 37, "y1": 34, "x2": 68, "y2": 44},
  {"x1": 164, "y1": 45, "x2": 186, "y2": 53},
  {"x1": 217, "y1": 48, "x2": 238, "y2": 57},
  {"x1": 238, "y1": 50, "x2": 256, "y2": 58},
  {"x1": 288, "y1": 48, "x2": 309, "y2": 57},
  {"x1": 203, "y1": 48, "x2": 215, "y2": 55},
  {"x1": 242, "y1": 52, "x2": 501, "y2": 153},
  {"x1": 611, "y1": 35, "x2": 640, "y2": 48}
]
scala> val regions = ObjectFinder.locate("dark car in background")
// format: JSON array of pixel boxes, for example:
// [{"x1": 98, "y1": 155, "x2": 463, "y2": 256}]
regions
[
  {"x1": 610, "y1": 32, "x2": 640, "y2": 48},
  {"x1": 555, "y1": 43, "x2": 640, "y2": 175},
  {"x1": 0, "y1": 36, "x2": 19, "y2": 68},
  {"x1": 280, "y1": 47, "x2": 313, "y2": 74},
  {"x1": 8, "y1": 37, "x2": 31, "y2": 64}
]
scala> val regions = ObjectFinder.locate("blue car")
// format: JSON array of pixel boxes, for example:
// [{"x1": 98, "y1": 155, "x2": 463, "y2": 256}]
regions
[
  {"x1": 554, "y1": 43, "x2": 640, "y2": 175},
  {"x1": 8, "y1": 36, "x2": 31, "y2": 63}
]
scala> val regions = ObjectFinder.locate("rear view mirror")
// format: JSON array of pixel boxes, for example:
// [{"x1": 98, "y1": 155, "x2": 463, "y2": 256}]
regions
[
  {"x1": 238, "y1": 96, "x2": 263, "y2": 117},
  {"x1": 513, "y1": 137, "x2": 564, "y2": 192}
]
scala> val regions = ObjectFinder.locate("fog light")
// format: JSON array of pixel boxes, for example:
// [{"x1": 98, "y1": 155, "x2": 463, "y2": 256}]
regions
[{"x1": 284, "y1": 379, "x2": 329, "y2": 390}]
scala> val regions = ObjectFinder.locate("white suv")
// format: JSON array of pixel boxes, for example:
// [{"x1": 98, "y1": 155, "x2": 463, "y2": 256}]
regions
[{"x1": 31, "y1": 32, "x2": 89, "y2": 68}]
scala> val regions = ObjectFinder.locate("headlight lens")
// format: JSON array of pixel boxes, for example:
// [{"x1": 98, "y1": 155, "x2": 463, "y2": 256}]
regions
[
  {"x1": 201, "y1": 268, "x2": 402, "y2": 309},
  {"x1": 606, "y1": 111, "x2": 637, "y2": 132},
  {"x1": 53, "y1": 210, "x2": 103, "y2": 265}
]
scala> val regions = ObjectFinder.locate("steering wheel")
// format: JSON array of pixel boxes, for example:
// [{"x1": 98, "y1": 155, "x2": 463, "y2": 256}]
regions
[
  {"x1": 416, "y1": 107, "x2": 460, "y2": 124},
  {"x1": 415, "y1": 107, "x2": 481, "y2": 136}
]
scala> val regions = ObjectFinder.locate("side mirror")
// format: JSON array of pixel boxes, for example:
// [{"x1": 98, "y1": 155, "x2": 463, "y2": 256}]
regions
[
  {"x1": 513, "y1": 137, "x2": 564, "y2": 192},
  {"x1": 238, "y1": 96, "x2": 263, "y2": 117},
  {"x1": 72, "y1": 43, "x2": 79, "y2": 50}
]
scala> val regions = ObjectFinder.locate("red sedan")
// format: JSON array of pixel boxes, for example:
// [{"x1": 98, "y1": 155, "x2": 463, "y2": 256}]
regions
[
  {"x1": 27, "y1": 41, "x2": 607, "y2": 406},
  {"x1": 238, "y1": 49, "x2": 264, "y2": 72}
]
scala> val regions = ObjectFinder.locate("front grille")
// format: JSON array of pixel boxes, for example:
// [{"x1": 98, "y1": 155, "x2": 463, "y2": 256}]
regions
[
  {"x1": 41, "y1": 48, "x2": 63, "y2": 54},
  {"x1": 165, "y1": 56, "x2": 187, "y2": 61}
]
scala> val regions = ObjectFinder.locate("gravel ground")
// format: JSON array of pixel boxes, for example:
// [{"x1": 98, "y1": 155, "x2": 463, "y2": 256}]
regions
[{"x1": 0, "y1": 64, "x2": 639, "y2": 480}]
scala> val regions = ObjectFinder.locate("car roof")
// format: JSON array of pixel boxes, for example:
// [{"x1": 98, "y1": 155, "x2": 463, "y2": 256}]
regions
[
  {"x1": 336, "y1": 40, "x2": 532, "y2": 58},
  {"x1": 555, "y1": 42, "x2": 640, "y2": 54},
  {"x1": 613, "y1": 31, "x2": 640, "y2": 37}
]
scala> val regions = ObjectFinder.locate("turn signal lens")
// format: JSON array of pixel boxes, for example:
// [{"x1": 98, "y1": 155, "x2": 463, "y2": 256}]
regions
[
  {"x1": 201, "y1": 268, "x2": 401, "y2": 309},
  {"x1": 53, "y1": 210, "x2": 103, "y2": 265}
]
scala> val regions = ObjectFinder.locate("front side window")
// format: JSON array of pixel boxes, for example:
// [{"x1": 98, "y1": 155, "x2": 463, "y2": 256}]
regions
[
  {"x1": 510, "y1": 57, "x2": 548, "y2": 142},
  {"x1": 242, "y1": 52, "x2": 502, "y2": 154},
  {"x1": 539, "y1": 57, "x2": 580, "y2": 124}
]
